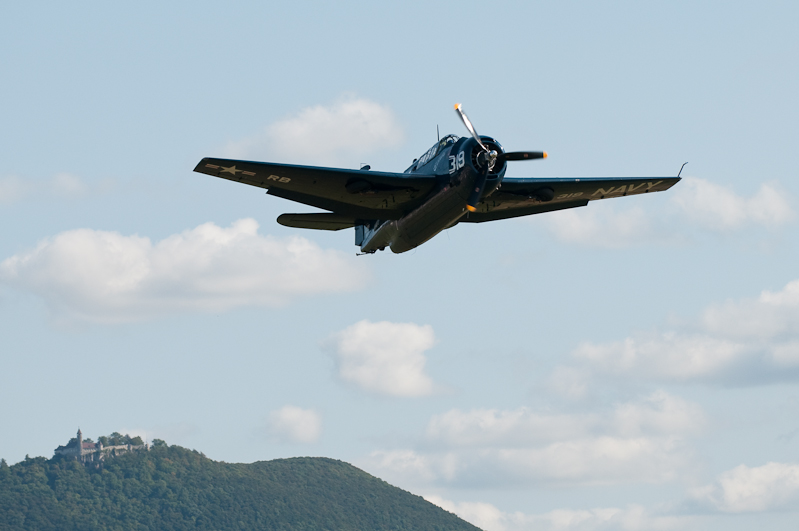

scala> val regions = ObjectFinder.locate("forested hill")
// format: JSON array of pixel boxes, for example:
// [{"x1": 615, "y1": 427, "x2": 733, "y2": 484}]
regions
[{"x1": 0, "y1": 445, "x2": 481, "y2": 531}]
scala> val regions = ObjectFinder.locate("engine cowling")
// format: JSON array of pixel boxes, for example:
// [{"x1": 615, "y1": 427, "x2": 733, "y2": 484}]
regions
[{"x1": 469, "y1": 136, "x2": 506, "y2": 177}]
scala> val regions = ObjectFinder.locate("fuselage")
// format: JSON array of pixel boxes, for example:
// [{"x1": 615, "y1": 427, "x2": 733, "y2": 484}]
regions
[{"x1": 359, "y1": 134, "x2": 507, "y2": 254}]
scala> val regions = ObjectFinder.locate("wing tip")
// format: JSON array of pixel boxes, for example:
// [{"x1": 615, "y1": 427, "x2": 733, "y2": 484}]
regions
[{"x1": 193, "y1": 157, "x2": 221, "y2": 176}]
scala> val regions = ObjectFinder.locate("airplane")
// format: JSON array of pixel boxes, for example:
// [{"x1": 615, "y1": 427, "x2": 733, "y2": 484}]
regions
[{"x1": 194, "y1": 104, "x2": 681, "y2": 254}]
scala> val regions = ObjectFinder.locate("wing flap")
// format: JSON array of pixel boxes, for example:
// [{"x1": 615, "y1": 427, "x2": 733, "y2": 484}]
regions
[{"x1": 461, "y1": 199, "x2": 589, "y2": 222}]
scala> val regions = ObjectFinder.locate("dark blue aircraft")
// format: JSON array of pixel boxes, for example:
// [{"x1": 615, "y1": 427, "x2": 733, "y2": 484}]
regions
[{"x1": 194, "y1": 105, "x2": 680, "y2": 254}]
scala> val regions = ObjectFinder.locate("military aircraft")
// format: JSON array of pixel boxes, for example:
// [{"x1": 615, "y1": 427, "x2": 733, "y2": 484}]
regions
[{"x1": 194, "y1": 105, "x2": 680, "y2": 254}]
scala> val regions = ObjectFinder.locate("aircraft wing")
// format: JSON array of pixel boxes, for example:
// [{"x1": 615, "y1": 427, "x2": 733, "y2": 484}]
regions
[
  {"x1": 194, "y1": 158, "x2": 439, "y2": 221},
  {"x1": 462, "y1": 176, "x2": 680, "y2": 222}
]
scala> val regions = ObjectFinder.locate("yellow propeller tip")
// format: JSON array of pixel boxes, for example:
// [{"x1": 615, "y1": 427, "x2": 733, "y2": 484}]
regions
[
  {"x1": 454, "y1": 103, "x2": 461, "y2": 110},
  {"x1": 543, "y1": 152, "x2": 548, "y2": 158},
  {"x1": 466, "y1": 205, "x2": 476, "y2": 212}
]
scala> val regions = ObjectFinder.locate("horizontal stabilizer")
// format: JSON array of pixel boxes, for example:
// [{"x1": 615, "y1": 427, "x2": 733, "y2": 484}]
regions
[{"x1": 277, "y1": 213, "x2": 356, "y2": 231}]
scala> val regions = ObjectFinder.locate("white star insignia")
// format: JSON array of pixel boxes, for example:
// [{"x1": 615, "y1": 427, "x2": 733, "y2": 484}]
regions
[{"x1": 220, "y1": 165, "x2": 242, "y2": 176}]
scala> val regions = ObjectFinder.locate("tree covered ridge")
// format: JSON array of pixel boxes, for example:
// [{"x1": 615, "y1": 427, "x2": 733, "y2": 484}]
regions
[{"x1": 0, "y1": 444, "x2": 482, "y2": 531}]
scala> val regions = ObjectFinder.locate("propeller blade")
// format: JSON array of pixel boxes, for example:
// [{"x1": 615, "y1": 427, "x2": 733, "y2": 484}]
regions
[
  {"x1": 466, "y1": 171, "x2": 488, "y2": 212},
  {"x1": 499, "y1": 151, "x2": 548, "y2": 162},
  {"x1": 454, "y1": 103, "x2": 488, "y2": 152}
]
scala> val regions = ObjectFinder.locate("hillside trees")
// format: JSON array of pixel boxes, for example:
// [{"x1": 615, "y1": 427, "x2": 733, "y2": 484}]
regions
[{"x1": 0, "y1": 443, "x2": 481, "y2": 531}]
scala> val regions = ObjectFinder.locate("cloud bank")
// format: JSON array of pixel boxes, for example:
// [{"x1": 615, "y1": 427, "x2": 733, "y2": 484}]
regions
[
  {"x1": 368, "y1": 391, "x2": 704, "y2": 488},
  {"x1": 692, "y1": 462, "x2": 799, "y2": 513},
  {"x1": 425, "y1": 496, "x2": 685, "y2": 531},
  {"x1": 566, "y1": 278, "x2": 799, "y2": 385},
  {"x1": 672, "y1": 178, "x2": 793, "y2": 231},
  {"x1": 0, "y1": 218, "x2": 368, "y2": 323},
  {"x1": 426, "y1": 461, "x2": 799, "y2": 531},
  {"x1": 224, "y1": 96, "x2": 405, "y2": 166},
  {"x1": 325, "y1": 320, "x2": 436, "y2": 397}
]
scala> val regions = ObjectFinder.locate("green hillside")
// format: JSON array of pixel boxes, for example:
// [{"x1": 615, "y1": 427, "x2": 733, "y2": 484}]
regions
[{"x1": 0, "y1": 444, "x2": 481, "y2": 531}]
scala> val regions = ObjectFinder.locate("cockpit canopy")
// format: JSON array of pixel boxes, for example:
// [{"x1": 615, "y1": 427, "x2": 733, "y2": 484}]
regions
[
  {"x1": 437, "y1": 134, "x2": 460, "y2": 149},
  {"x1": 407, "y1": 135, "x2": 460, "y2": 172}
]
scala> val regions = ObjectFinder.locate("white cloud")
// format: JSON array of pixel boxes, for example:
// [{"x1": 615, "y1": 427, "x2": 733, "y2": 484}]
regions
[
  {"x1": 425, "y1": 496, "x2": 687, "y2": 531},
  {"x1": 425, "y1": 391, "x2": 703, "y2": 448},
  {"x1": 224, "y1": 96, "x2": 405, "y2": 166},
  {"x1": 325, "y1": 320, "x2": 436, "y2": 397},
  {"x1": 425, "y1": 406, "x2": 585, "y2": 447},
  {"x1": 692, "y1": 462, "x2": 799, "y2": 513},
  {"x1": 671, "y1": 178, "x2": 792, "y2": 230},
  {"x1": 425, "y1": 495, "x2": 516, "y2": 531},
  {"x1": 542, "y1": 178, "x2": 792, "y2": 248},
  {"x1": 570, "y1": 278, "x2": 799, "y2": 385},
  {"x1": 573, "y1": 335, "x2": 749, "y2": 381},
  {"x1": 702, "y1": 279, "x2": 799, "y2": 341},
  {"x1": 610, "y1": 390, "x2": 705, "y2": 437},
  {"x1": 368, "y1": 449, "x2": 440, "y2": 484},
  {"x1": 367, "y1": 392, "x2": 703, "y2": 488},
  {"x1": 268, "y1": 406, "x2": 322, "y2": 444},
  {"x1": 0, "y1": 218, "x2": 368, "y2": 323}
]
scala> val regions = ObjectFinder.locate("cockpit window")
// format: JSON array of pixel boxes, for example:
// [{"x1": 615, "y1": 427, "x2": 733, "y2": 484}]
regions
[
  {"x1": 415, "y1": 135, "x2": 460, "y2": 168},
  {"x1": 439, "y1": 134, "x2": 459, "y2": 150}
]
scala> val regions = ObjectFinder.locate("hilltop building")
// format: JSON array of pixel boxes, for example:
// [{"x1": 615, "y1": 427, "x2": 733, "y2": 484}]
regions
[{"x1": 54, "y1": 429, "x2": 148, "y2": 464}]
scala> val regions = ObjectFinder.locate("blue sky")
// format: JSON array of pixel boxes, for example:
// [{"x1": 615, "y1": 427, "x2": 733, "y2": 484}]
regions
[{"x1": 2, "y1": 1, "x2": 799, "y2": 529}]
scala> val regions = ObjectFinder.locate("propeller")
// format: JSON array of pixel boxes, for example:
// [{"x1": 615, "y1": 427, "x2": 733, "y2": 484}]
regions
[
  {"x1": 500, "y1": 151, "x2": 547, "y2": 162},
  {"x1": 454, "y1": 103, "x2": 547, "y2": 212}
]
